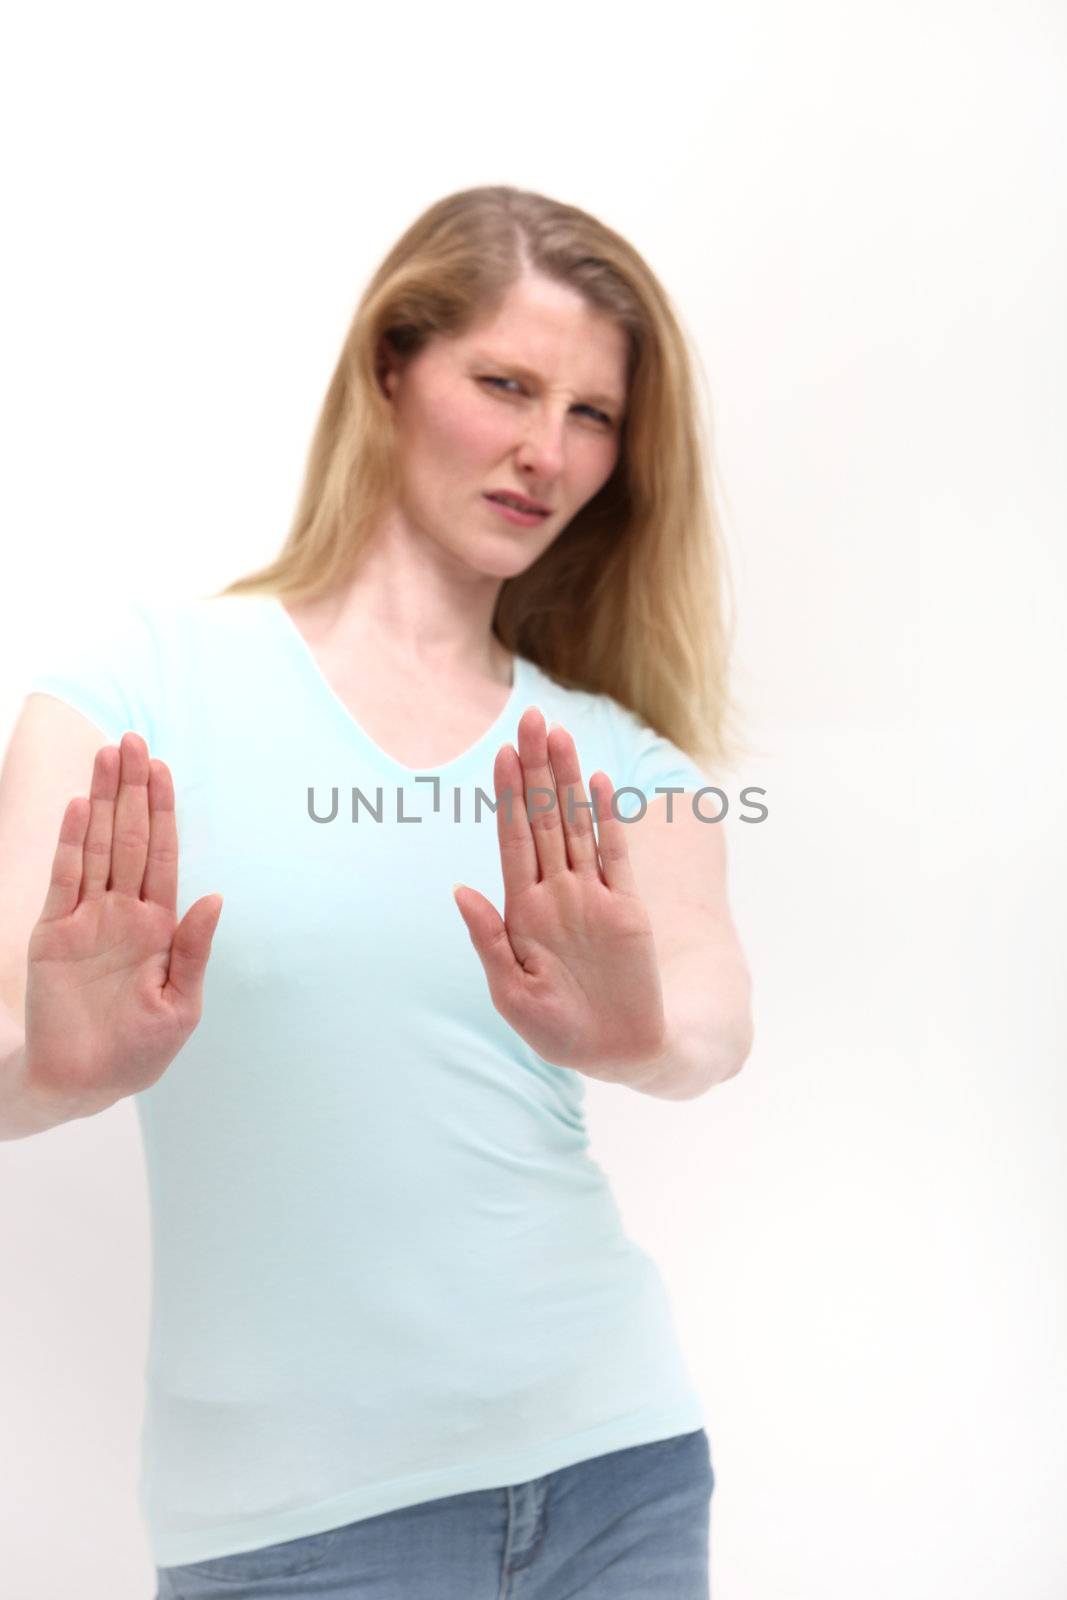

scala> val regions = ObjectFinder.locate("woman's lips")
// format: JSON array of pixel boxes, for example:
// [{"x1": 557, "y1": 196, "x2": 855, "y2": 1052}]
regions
[{"x1": 483, "y1": 494, "x2": 550, "y2": 527}]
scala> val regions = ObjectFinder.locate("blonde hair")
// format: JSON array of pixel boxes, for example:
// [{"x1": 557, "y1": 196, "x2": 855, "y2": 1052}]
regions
[{"x1": 214, "y1": 184, "x2": 745, "y2": 771}]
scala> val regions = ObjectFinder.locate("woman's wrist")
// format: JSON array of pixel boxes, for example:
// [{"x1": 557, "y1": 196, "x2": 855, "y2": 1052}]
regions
[{"x1": 0, "y1": 1042, "x2": 94, "y2": 1140}]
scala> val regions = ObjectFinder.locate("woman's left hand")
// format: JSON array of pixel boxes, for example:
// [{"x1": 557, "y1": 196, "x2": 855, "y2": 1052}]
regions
[{"x1": 452, "y1": 707, "x2": 666, "y2": 1081}]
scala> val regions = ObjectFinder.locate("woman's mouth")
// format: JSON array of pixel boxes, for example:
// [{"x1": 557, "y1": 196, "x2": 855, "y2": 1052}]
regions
[{"x1": 483, "y1": 493, "x2": 550, "y2": 527}]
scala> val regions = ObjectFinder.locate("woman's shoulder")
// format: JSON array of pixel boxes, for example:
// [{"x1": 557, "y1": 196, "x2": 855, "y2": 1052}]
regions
[
  {"x1": 522, "y1": 661, "x2": 712, "y2": 799},
  {"x1": 520, "y1": 657, "x2": 653, "y2": 740},
  {"x1": 518, "y1": 657, "x2": 648, "y2": 774},
  {"x1": 128, "y1": 591, "x2": 273, "y2": 647},
  {"x1": 519, "y1": 654, "x2": 616, "y2": 732}
]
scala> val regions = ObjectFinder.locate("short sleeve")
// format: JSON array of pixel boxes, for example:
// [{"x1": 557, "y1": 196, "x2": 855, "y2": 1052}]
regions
[
  {"x1": 24, "y1": 601, "x2": 165, "y2": 749},
  {"x1": 603, "y1": 699, "x2": 714, "y2": 819}
]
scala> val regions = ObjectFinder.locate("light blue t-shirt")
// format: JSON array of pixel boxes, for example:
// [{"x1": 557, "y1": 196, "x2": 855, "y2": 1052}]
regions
[{"x1": 26, "y1": 593, "x2": 713, "y2": 1567}]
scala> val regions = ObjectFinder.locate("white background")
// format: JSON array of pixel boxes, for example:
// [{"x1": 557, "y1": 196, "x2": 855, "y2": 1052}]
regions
[{"x1": 1, "y1": 3, "x2": 1064, "y2": 1596}]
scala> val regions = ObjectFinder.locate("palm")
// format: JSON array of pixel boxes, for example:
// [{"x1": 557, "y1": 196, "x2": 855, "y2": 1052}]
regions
[
  {"x1": 23, "y1": 732, "x2": 223, "y2": 1114},
  {"x1": 453, "y1": 709, "x2": 666, "y2": 1080},
  {"x1": 28, "y1": 892, "x2": 182, "y2": 1095},
  {"x1": 493, "y1": 871, "x2": 662, "y2": 1071}
]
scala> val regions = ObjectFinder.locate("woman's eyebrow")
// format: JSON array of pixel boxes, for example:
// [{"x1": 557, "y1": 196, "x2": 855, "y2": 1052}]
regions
[{"x1": 470, "y1": 352, "x2": 624, "y2": 413}]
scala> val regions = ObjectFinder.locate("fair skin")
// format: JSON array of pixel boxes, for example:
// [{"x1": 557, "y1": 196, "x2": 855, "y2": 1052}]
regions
[
  {"x1": 287, "y1": 269, "x2": 752, "y2": 1096},
  {"x1": 282, "y1": 270, "x2": 628, "y2": 766},
  {"x1": 2, "y1": 269, "x2": 750, "y2": 1136}
]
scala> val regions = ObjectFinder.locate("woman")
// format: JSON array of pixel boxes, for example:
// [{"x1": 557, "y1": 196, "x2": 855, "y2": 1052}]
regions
[{"x1": 1, "y1": 185, "x2": 753, "y2": 1596}]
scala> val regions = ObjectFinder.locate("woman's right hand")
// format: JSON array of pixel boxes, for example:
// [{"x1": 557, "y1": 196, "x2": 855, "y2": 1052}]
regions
[{"x1": 22, "y1": 732, "x2": 223, "y2": 1119}]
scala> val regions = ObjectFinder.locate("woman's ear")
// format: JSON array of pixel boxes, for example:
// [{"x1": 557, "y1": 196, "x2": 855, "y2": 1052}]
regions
[{"x1": 376, "y1": 333, "x2": 402, "y2": 401}]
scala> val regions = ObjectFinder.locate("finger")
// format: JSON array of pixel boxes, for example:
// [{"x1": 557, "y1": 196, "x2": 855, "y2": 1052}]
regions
[
  {"x1": 164, "y1": 893, "x2": 224, "y2": 1006},
  {"x1": 80, "y1": 744, "x2": 122, "y2": 902},
  {"x1": 109, "y1": 733, "x2": 152, "y2": 898},
  {"x1": 37, "y1": 796, "x2": 92, "y2": 923},
  {"x1": 591, "y1": 770, "x2": 639, "y2": 895},
  {"x1": 494, "y1": 741, "x2": 539, "y2": 897},
  {"x1": 546, "y1": 722, "x2": 600, "y2": 877},
  {"x1": 142, "y1": 758, "x2": 178, "y2": 915},
  {"x1": 452, "y1": 883, "x2": 520, "y2": 992},
  {"x1": 516, "y1": 706, "x2": 567, "y2": 880}
]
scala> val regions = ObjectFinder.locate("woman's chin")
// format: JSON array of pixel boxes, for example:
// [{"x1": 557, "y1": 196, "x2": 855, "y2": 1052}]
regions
[{"x1": 452, "y1": 535, "x2": 547, "y2": 580}]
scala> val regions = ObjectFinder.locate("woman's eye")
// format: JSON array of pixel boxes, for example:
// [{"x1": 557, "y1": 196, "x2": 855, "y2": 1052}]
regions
[{"x1": 477, "y1": 376, "x2": 613, "y2": 428}]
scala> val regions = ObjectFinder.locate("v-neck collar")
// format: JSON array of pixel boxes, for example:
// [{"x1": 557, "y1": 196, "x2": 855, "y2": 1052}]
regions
[{"x1": 260, "y1": 594, "x2": 531, "y2": 781}]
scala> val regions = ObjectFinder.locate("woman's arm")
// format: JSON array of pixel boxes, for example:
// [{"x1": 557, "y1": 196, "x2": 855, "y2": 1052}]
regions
[{"x1": 618, "y1": 794, "x2": 754, "y2": 1099}]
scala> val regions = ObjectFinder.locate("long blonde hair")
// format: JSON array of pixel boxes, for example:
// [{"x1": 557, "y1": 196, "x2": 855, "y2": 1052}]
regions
[{"x1": 214, "y1": 185, "x2": 745, "y2": 771}]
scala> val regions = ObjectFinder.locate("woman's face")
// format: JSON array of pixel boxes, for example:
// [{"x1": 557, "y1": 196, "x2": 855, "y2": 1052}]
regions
[{"x1": 378, "y1": 271, "x2": 629, "y2": 578}]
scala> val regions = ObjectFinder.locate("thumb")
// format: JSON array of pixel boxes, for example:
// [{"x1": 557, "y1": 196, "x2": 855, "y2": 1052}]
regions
[
  {"x1": 164, "y1": 893, "x2": 224, "y2": 1005},
  {"x1": 452, "y1": 884, "x2": 518, "y2": 990}
]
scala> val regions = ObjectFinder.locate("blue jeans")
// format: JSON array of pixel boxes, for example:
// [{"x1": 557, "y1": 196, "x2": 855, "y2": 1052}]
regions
[{"x1": 154, "y1": 1428, "x2": 714, "y2": 1598}]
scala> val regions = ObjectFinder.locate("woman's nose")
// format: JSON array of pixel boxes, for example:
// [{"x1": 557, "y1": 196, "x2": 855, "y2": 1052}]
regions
[{"x1": 513, "y1": 411, "x2": 567, "y2": 480}]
